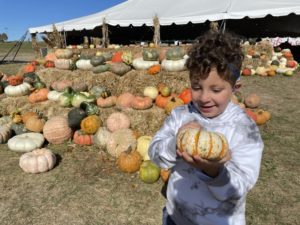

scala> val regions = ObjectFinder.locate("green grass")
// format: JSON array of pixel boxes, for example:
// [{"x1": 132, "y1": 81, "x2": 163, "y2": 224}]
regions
[{"x1": 0, "y1": 42, "x2": 299, "y2": 225}]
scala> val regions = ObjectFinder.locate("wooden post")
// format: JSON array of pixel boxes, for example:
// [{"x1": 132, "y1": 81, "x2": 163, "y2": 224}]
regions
[
  {"x1": 153, "y1": 15, "x2": 161, "y2": 46},
  {"x1": 102, "y1": 18, "x2": 109, "y2": 48},
  {"x1": 31, "y1": 33, "x2": 40, "y2": 58}
]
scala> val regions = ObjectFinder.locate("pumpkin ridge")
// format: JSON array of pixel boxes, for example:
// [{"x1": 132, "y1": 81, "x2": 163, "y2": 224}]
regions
[
  {"x1": 219, "y1": 134, "x2": 228, "y2": 160},
  {"x1": 179, "y1": 130, "x2": 186, "y2": 153},
  {"x1": 207, "y1": 133, "x2": 213, "y2": 159},
  {"x1": 194, "y1": 130, "x2": 200, "y2": 156}
]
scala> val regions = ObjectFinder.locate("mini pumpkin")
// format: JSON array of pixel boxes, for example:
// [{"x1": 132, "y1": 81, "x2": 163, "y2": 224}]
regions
[
  {"x1": 176, "y1": 128, "x2": 228, "y2": 161},
  {"x1": 139, "y1": 160, "x2": 160, "y2": 184},
  {"x1": 80, "y1": 115, "x2": 101, "y2": 134},
  {"x1": 255, "y1": 109, "x2": 271, "y2": 125},
  {"x1": 165, "y1": 97, "x2": 184, "y2": 115},
  {"x1": 19, "y1": 148, "x2": 56, "y2": 173},
  {"x1": 73, "y1": 130, "x2": 93, "y2": 146},
  {"x1": 117, "y1": 149, "x2": 142, "y2": 173},
  {"x1": 136, "y1": 135, "x2": 152, "y2": 161},
  {"x1": 25, "y1": 113, "x2": 46, "y2": 133},
  {"x1": 178, "y1": 88, "x2": 192, "y2": 104}
]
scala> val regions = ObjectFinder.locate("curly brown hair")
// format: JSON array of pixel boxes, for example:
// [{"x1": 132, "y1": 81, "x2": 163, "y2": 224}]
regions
[{"x1": 186, "y1": 31, "x2": 244, "y2": 87}]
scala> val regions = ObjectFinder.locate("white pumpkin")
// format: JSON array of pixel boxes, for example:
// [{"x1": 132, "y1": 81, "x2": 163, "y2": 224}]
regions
[
  {"x1": 4, "y1": 82, "x2": 31, "y2": 97},
  {"x1": 93, "y1": 127, "x2": 111, "y2": 149},
  {"x1": 143, "y1": 86, "x2": 158, "y2": 100},
  {"x1": 132, "y1": 57, "x2": 159, "y2": 70},
  {"x1": 54, "y1": 59, "x2": 72, "y2": 70},
  {"x1": 161, "y1": 58, "x2": 187, "y2": 72},
  {"x1": 137, "y1": 135, "x2": 152, "y2": 161},
  {"x1": 8, "y1": 132, "x2": 45, "y2": 152},
  {"x1": 47, "y1": 90, "x2": 63, "y2": 101},
  {"x1": 76, "y1": 59, "x2": 93, "y2": 70},
  {"x1": 54, "y1": 48, "x2": 73, "y2": 59},
  {"x1": 19, "y1": 148, "x2": 56, "y2": 173}
]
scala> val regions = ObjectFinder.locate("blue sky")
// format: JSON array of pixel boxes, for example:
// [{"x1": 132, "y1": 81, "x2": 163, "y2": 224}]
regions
[{"x1": 0, "y1": 0, "x2": 126, "y2": 41}]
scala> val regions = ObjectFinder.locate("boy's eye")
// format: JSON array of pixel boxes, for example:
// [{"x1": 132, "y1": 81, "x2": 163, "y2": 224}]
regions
[
  {"x1": 191, "y1": 86, "x2": 201, "y2": 90},
  {"x1": 212, "y1": 89, "x2": 222, "y2": 93}
]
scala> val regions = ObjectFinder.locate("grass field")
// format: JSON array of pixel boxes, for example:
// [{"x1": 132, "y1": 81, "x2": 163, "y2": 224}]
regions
[{"x1": 0, "y1": 43, "x2": 299, "y2": 225}]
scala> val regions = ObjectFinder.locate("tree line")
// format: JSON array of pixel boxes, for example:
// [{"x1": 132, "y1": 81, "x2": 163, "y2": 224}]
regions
[{"x1": 0, "y1": 33, "x2": 8, "y2": 42}]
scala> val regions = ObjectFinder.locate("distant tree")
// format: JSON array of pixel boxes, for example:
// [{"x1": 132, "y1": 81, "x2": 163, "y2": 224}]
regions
[{"x1": 0, "y1": 33, "x2": 8, "y2": 42}]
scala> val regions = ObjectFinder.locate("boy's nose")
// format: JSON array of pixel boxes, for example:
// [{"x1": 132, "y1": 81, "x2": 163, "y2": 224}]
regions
[{"x1": 199, "y1": 91, "x2": 210, "y2": 103}]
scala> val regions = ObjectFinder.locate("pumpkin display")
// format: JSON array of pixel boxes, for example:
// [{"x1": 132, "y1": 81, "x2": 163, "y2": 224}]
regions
[
  {"x1": 106, "y1": 112, "x2": 131, "y2": 132},
  {"x1": 19, "y1": 148, "x2": 56, "y2": 174},
  {"x1": 117, "y1": 149, "x2": 142, "y2": 173},
  {"x1": 136, "y1": 135, "x2": 152, "y2": 161},
  {"x1": 131, "y1": 96, "x2": 153, "y2": 110},
  {"x1": 139, "y1": 160, "x2": 161, "y2": 184},
  {"x1": 110, "y1": 62, "x2": 131, "y2": 76},
  {"x1": 132, "y1": 57, "x2": 159, "y2": 70},
  {"x1": 147, "y1": 64, "x2": 161, "y2": 75},
  {"x1": 51, "y1": 80, "x2": 72, "y2": 92},
  {"x1": 178, "y1": 88, "x2": 192, "y2": 104},
  {"x1": 254, "y1": 109, "x2": 271, "y2": 125},
  {"x1": 161, "y1": 58, "x2": 187, "y2": 72},
  {"x1": 106, "y1": 128, "x2": 137, "y2": 158},
  {"x1": 244, "y1": 93, "x2": 261, "y2": 108},
  {"x1": 116, "y1": 92, "x2": 135, "y2": 110},
  {"x1": 143, "y1": 86, "x2": 158, "y2": 100},
  {"x1": 73, "y1": 130, "x2": 93, "y2": 146},
  {"x1": 28, "y1": 88, "x2": 49, "y2": 104},
  {"x1": 7, "y1": 75, "x2": 23, "y2": 86},
  {"x1": 25, "y1": 113, "x2": 46, "y2": 133},
  {"x1": 165, "y1": 97, "x2": 184, "y2": 115},
  {"x1": 8, "y1": 132, "x2": 45, "y2": 152},
  {"x1": 43, "y1": 116, "x2": 72, "y2": 144},
  {"x1": 80, "y1": 115, "x2": 101, "y2": 134},
  {"x1": 176, "y1": 128, "x2": 228, "y2": 161},
  {"x1": 4, "y1": 82, "x2": 31, "y2": 97},
  {"x1": 93, "y1": 127, "x2": 111, "y2": 149},
  {"x1": 67, "y1": 107, "x2": 87, "y2": 129},
  {"x1": 0, "y1": 123, "x2": 12, "y2": 144},
  {"x1": 96, "y1": 96, "x2": 117, "y2": 108}
]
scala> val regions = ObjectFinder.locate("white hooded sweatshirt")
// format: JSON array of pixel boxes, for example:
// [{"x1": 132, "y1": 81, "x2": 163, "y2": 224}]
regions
[{"x1": 149, "y1": 102, "x2": 264, "y2": 225}]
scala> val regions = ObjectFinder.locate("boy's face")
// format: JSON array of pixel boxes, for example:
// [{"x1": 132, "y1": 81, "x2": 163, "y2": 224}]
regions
[{"x1": 190, "y1": 68, "x2": 233, "y2": 118}]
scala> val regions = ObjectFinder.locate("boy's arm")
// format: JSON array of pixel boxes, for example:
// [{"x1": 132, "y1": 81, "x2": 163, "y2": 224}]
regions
[
  {"x1": 206, "y1": 124, "x2": 264, "y2": 201},
  {"x1": 148, "y1": 111, "x2": 179, "y2": 169}
]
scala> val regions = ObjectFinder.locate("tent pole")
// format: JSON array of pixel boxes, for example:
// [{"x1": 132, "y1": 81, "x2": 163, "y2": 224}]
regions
[
  {"x1": 31, "y1": 33, "x2": 40, "y2": 58},
  {"x1": 102, "y1": 18, "x2": 109, "y2": 48},
  {"x1": 153, "y1": 15, "x2": 161, "y2": 46}
]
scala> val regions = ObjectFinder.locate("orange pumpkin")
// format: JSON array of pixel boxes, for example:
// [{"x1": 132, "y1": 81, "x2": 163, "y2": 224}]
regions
[
  {"x1": 45, "y1": 52, "x2": 57, "y2": 62},
  {"x1": 116, "y1": 92, "x2": 135, "y2": 110},
  {"x1": 165, "y1": 97, "x2": 184, "y2": 115},
  {"x1": 131, "y1": 96, "x2": 153, "y2": 110},
  {"x1": 111, "y1": 51, "x2": 123, "y2": 63},
  {"x1": 44, "y1": 60, "x2": 55, "y2": 68},
  {"x1": 155, "y1": 94, "x2": 171, "y2": 108},
  {"x1": 28, "y1": 88, "x2": 49, "y2": 104},
  {"x1": 73, "y1": 130, "x2": 93, "y2": 146},
  {"x1": 80, "y1": 115, "x2": 101, "y2": 134},
  {"x1": 254, "y1": 109, "x2": 271, "y2": 125},
  {"x1": 96, "y1": 96, "x2": 117, "y2": 108},
  {"x1": 160, "y1": 169, "x2": 171, "y2": 182},
  {"x1": 147, "y1": 64, "x2": 161, "y2": 75},
  {"x1": 25, "y1": 114, "x2": 46, "y2": 133},
  {"x1": 7, "y1": 75, "x2": 23, "y2": 86},
  {"x1": 23, "y1": 64, "x2": 35, "y2": 73},
  {"x1": 117, "y1": 149, "x2": 142, "y2": 173},
  {"x1": 178, "y1": 88, "x2": 192, "y2": 104},
  {"x1": 22, "y1": 111, "x2": 38, "y2": 124}
]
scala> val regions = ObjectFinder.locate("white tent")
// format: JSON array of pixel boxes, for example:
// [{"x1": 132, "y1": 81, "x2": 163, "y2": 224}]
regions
[{"x1": 28, "y1": 0, "x2": 300, "y2": 33}]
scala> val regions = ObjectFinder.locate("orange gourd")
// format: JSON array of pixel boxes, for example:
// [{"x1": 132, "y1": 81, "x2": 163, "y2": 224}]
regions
[
  {"x1": 80, "y1": 115, "x2": 101, "y2": 135},
  {"x1": 23, "y1": 64, "x2": 36, "y2": 73},
  {"x1": 116, "y1": 92, "x2": 135, "y2": 110},
  {"x1": 117, "y1": 149, "x2": 142, "y2": 173},
  {"x1": 96, "y1": 96, "x2": 117, "y2": 108},
  {"x1": 111, "y1": 51, "x2": 123, "y2": 63},
  {"x1": 28, "y1": 88, "x2": 49, "y2": 104},
  {"x1": 255, "y1": 109, "x2": 271, "y2": 125},
  {"x1": 178, "y1": 88, "x2": 192, "y2": 104}
]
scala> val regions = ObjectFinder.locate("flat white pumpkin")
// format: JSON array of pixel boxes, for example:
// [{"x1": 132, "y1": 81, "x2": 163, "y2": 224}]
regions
[
  {"x1": 132, "y1": 57, "x2": 159, "y2": 70},
  {"x1": 8, "y1": 132, "x2": 45, "y2": 152},
  {"x1": 4, "y1": 82, "x2": 31, "y2": 97},
  {"x1": 19, "y1": 148, "x2": 56, "y2": 173},
  {"x1": 161, "y1": 58, "x2": 187, "y2": 72}
]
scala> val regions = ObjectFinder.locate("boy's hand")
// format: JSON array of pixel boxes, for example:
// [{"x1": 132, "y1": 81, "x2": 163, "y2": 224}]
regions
[{"x1": 176, "y1": 149, "x2": 231, "y2": 178}]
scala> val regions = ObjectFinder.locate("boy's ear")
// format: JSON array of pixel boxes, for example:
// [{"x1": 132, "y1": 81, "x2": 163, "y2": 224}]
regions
[{"x1": 234, "y1": 80, "x2": 242, "y2": 92}]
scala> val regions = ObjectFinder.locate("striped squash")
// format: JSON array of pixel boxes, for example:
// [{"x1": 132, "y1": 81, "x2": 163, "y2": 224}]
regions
[{"x1": 176, "y1": 128, "x2": 228, "y2": 161}]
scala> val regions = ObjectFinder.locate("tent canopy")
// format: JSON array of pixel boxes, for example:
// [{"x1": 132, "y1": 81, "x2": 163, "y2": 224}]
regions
[{"x1": 28, "y1": 0, "x2": 300, "y2": 33}]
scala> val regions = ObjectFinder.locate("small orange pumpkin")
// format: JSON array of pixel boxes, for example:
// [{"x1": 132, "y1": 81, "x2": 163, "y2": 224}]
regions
[
  {"x1": 254, "y1": 109, "x2": 271, "y2": 125},
  {"x1": 28, "y1": 88, "x2": 49, "y2": 104},
  {"x1": 23, "y1": 64, "x2": 36, "y2": 73},
  {"x1": 178, "y1": 88, "x2": 192, "y2": 104},
  {"x1": 131, "y1": 96, "x2": 153, "y2": 110},
  {"x1": 111, "y1": 51, "x2": 123, "y2": 63},
  {"x1": 165, "y1": 97, "x2": 184, "y2": 115},
  {"x1": 155, "y1": 94, "x2": 171, "y2": 108},
  {"x1": 116, "y1": 92, "x2": 135, "y2": 110},
  {"x1": 147, "y1": 64, "x2": 161, "y2": 75},
  {"x1": 25, "y1": 113, "x2": 46, "y2": 133},
  {"x1": 117, "y1": 149, "x2": 142, "y2": 173},
  {"x1": 22, "y1": 111, "x2": 38, "y2": 124},
  {"x1": 73, "y1": 130, "x2": 93, "y2": 146},
  {"x1": 7, "y1": 75, "x2": 24, "y2": 86}
]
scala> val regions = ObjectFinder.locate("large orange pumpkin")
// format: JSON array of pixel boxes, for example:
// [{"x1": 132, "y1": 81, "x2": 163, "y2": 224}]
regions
[{"x1": 176, "y1": 128, "x2": 228, "y2": 161}]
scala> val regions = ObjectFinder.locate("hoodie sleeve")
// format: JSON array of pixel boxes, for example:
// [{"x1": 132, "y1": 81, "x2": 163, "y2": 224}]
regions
[
  {"x1": 148, "y1": 110, "x2": 180, "y2": 169},
  {"x1": 206, "y1": 121, "x2": 264, "y2": 201}
]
